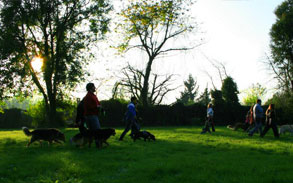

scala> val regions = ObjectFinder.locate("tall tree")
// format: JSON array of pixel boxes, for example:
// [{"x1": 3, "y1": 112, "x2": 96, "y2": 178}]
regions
[
  {"x1": 269, "y1": 0, "x2": 293, "y2": 93},
  {"x1": 0, "y1": 0, "x2": 111, "y2": 125},
  {"x1": 221, "y1": 76, "x2": 240, "y2": 106},
  {"x1": 116, "y1": 0, "x2": 198, "y2": 107},
  {"x1": 197, "y1": 85, "x2": 211, "y2": 106},
  {"x1": 177, "y1": 74, "x2": 199, "y2": 105}
]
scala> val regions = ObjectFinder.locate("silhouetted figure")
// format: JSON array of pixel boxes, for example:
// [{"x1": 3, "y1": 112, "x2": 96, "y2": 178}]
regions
[
  {"x1": 201, "y1": 103, "x2": 215, "y2": 134},
  {"x1": 75, "y1": 99, "x2": 86, "y2": 133},
  {"x1": 83, "y1": 83, "x2": 102, "y2": 146},
  {"x1": 260, "y1": 104, "x2": 279, "y2": 138},
  {"x1": 244, "y1": 105, "x2": 254, "y2": 132},
  {"x1": 119, "y1": 97, "x2": 139, "y2": 141},
  {"x1": 248, "y1": 99, "x2": 263, "y2": 136}
]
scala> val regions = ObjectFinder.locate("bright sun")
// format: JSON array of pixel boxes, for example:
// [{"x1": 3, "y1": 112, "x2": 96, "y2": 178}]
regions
[{"x1": 31, "y1": 56, "x2": 43, "y2": 72}]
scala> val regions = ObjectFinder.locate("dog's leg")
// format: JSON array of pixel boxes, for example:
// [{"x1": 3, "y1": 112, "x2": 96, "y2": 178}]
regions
[{"x1": 27, "y1": 137, "x2": 37, "y2": 147}]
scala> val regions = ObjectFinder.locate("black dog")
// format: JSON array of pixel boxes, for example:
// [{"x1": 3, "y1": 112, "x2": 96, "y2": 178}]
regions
[
  {"x1": 22, "y1": 127, "x2": 65, "y2": 147},
  {"x1": 70, "y1": 127, "x2": 116, "y2": 148},
  {"x1": 130, "y1": 130, "x2": 156, "y2": 142}
]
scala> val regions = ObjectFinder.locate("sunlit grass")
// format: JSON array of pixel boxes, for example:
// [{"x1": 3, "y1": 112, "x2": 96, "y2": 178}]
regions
[{"x1": 0, "y1": 126, "x2": 293, "y2": 183}]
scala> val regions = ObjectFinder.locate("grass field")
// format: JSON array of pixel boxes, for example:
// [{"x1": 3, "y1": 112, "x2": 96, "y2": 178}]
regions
[{"x1": 0, "y1": 126, "x2": 293, "y2": 183}]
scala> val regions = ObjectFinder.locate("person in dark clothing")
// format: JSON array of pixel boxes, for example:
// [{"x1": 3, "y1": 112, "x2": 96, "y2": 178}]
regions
[
  {"x1": 260, "y1": 104, "x2": 279, "y2": 138},
  {"x1": 75, "y1": 99, "x2": 87, "y2": 133},
  {"x1": 83, "y1": 83, "x2": 102, "y2": 130},
  {"x1": 119, "y1": 97, "x2": 139, "y2": 141},
  {"x1": 83, "y1": 83, "x2": 102, "y2": 147},
  {"x1": 201, "y1": 103, "x2": 214, "y2": 134}
]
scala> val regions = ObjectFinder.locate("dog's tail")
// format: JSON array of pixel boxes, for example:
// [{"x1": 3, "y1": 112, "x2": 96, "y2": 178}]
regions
[{"x1": 22, "y1": 127, "x2": 32, "y2": 136}]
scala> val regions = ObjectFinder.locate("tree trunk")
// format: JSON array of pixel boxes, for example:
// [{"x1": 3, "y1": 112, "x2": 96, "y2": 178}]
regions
[{"x1": 141, "y1": 58, "x2": 154, "y2": 107}]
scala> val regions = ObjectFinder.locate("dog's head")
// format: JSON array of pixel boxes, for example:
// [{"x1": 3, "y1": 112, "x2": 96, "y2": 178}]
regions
[
  {"x1": 108, "y1": 128, "x2": 116, "y2": 136},
  {"x1": 150, "y1": 134, "x2": 156, "y2": 141}
]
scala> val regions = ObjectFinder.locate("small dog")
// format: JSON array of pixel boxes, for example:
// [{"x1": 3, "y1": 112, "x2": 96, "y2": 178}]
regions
[
  {"x1": 279, "y1": 125, "x2": 293, "y2": 135},
  {"x1": 22, "y1": 127, "x2": 65, "y2": 147},
  {"x1": 130, "y1": 130, "x2": 156, "y2": 142},
  {"x1": 70, "y1": 127, "x2": 116, "y2": 148}
]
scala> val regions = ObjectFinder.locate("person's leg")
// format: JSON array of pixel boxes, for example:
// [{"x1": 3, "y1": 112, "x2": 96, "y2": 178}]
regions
[
  {"x1": 271, "y1": 123, "x2": 279, "y2": 138},
  {"x1": 260, "y1": 124, "x2": 269, "y2": 137},
  {"x1": 248, "y1": 127, "x2": 255, "y2": 136},
  {"x1": 206, "y1": 118, "x2": 211, "y2": 133},
  {"x1": 85, "y1": 115, "x2": 100, "y2": 147},
  {"x1": 130, "y1": 120, "x2": 140, "y2": 135},
  {"x1": 249, "y1": 118, "x2": 261, "y2": 136},
  {"x1": 119, "y1": 120, "x2": 132, "y2": 140},
  {"x1": 201, "y1": 119, "x2": 210, "y2": 134},
  {"x1": 85, "y1": 115, "x2": 100, "y2": 130},
  {"x1": 211, "y1": 119, "x2": 215, "y2": 132}
]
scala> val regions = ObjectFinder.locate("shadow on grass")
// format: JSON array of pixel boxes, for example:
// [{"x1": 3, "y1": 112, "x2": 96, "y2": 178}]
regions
[{"x1": 0, "y1": 127, "x2": 293, "y2": 183}]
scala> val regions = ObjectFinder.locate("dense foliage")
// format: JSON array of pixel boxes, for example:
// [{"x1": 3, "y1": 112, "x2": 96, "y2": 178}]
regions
[
  {"x1": 0, "y1": 0, "x2": 111, "y2": 124},
  {"x1": 270, "y1": 0, "x2": 293, "y2": 93}
]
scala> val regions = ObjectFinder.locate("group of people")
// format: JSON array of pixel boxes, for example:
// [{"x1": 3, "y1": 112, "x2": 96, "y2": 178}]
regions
[
  {"x1": 79, "y1": 82, "x2": 280, "y2": 142},
  {"x1": 76, "y1": 83, "x2": 139, "y2": 144},
  {"x1": 248, "y1": 99, "x2": 279, "y2": 138},
  {"x1": 200, "y1": 99, "x2": 279, "y2": 138}
]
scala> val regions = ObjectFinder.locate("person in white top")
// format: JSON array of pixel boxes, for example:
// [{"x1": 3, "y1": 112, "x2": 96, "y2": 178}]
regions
[{"x1": 201, "y1": 103, "x2": 215, "y2": 134}]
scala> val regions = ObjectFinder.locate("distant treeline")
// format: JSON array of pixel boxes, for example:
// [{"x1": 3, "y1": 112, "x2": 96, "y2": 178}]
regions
[{"x1": 0, "y1": 99, "x2": 291, "y2": 129}]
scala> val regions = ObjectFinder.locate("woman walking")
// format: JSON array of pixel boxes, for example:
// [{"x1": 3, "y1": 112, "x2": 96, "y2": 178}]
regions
[{"x1": 260, "y1": 104, "x2": 279, "y2": 138}]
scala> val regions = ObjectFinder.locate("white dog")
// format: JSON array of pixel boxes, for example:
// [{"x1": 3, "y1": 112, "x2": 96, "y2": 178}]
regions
[{"x1": 279, "y1": 125, "x2": 293, "y2": 135}]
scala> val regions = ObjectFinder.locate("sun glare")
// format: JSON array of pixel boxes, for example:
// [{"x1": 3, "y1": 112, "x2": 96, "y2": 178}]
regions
[{"x1": 31, "y1": 56, "x2": 43, "y2": 72}]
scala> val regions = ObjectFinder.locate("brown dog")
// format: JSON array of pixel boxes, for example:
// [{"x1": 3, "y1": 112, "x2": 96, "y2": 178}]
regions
[{"x1": 22, "y1": 127, "x2": 65, "y2": 147}]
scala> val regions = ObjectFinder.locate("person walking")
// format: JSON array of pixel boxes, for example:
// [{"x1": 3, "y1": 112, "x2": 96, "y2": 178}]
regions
[
  {"x1": 248, "y1": 99, "x2": 263, "y2": 136},
  {"x1": 119, "y1": 97, "x2": 139, "y2": 141},
  {"x1": 201, "y1": 103, "x2": 214, "y2": 134},
  {"x1": 244, "y1": 105, "x2": 254, "y2": 132},
  {"x1": 260, "y1": 104, "x2": 279, "y2": 138}
]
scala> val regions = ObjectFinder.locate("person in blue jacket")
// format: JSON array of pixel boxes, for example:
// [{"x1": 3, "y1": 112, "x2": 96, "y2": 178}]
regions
[{"x1": 119, "y1": 97, "x2": 139, "y2": 141}]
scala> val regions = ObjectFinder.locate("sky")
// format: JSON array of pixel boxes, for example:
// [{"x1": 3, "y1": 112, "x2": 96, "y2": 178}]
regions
[{"x1": 73, "y1": 0, "x2": 284, "y2": 104}]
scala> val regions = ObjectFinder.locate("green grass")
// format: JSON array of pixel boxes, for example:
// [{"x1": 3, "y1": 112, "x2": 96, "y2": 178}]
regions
[{"x1": 0, "y1": 126, "x2": 293, "y2": 183}]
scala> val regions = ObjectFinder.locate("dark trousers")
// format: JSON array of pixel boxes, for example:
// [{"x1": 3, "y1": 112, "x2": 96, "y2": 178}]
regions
[
  {"x1": 261, "y1": 122, "x2": 279, "y2": 138},
  {"x1": 249, "y1": 117, "x2": 262, "y2": 136},
  {"x1": 119, "y1": 119, "x2": 139, "y2": 140}
]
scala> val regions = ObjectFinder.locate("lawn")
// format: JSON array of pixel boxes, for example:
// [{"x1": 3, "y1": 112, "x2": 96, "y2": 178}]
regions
[{"x1": 0, "y1": 126, "x2": 293, "y2": 183}]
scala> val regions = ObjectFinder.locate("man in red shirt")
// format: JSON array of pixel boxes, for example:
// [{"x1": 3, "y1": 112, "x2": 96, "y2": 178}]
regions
[{"x1": 83, "y1": 83, "x2": 102, "y2": 131}]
